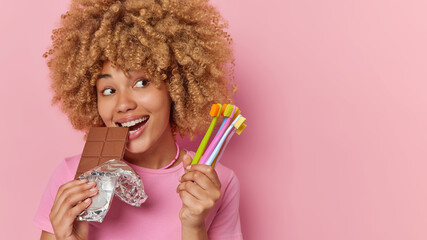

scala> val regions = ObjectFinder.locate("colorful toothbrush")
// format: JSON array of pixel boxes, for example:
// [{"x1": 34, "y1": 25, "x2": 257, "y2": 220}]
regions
[
  {"x1": 212, "y1": 104, "x2": 240, "y2": 138},
  {"x1": 211, "y1": 119, "x2": 247, "y2": 167},
  {"x1": 209, "y1": 108, "x2": 241, "y2": 166},
  {"x1": 213, "y1": 104, "x2": 228, "y2": 139},
  {"x1": 191, "y1": 104, "x2": 222, "y2": 165},
  {"x1": 199, "y1": 105, "x2": 236, "y2": 164},
  {"x1": 205, "y1": 114, "x2": 246, "y2": 166}
]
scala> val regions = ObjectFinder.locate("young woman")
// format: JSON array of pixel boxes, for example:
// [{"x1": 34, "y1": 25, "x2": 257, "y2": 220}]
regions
[{"x1": 34, "y1": 0, "x2": 242, "y2": 239}]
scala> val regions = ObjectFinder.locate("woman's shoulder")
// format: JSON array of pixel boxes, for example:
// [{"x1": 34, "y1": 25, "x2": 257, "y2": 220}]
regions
[
  {"x1": 214, "y1": 162, "x2": 237, "y2": 179},
  {"x1": 63, "y1": 154, "x2": 82, "y2": 175},
  {"x1": 47, "y1": 154, "x2": 81, "y2": 184},
  {"x1": 214, "y1": 162, "x2": 240, "y2": 192}
]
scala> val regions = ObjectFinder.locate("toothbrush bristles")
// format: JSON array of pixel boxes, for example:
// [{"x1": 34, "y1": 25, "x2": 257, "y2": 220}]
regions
[{"x1": 210, "y1": 104, "x2": 220, "y2": 116}]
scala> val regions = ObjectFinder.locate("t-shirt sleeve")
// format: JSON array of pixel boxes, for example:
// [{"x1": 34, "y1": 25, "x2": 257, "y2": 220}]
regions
[
  {"x1": 207, "y1": 169, "x2": 243, "y2": 240},
  {"x1": 33, "y1": 158, "x2": 75, "y2": 234}
]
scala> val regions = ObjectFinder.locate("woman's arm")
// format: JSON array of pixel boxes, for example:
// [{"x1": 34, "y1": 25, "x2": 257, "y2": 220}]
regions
[
  {"x1": 178, "y1": 154, "x2": 222, "y2": 240},
  {"x1": 181, "y1": 225, "x2": 208, "y2": 240},
  {"x1": 40, "y1": 231, "x2": 56, "y2": 240}
]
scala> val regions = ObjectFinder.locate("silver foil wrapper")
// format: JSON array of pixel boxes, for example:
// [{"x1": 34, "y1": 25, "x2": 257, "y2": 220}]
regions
[{"x1": 77, "y1": 159, "x2": 148, "y2": 222}]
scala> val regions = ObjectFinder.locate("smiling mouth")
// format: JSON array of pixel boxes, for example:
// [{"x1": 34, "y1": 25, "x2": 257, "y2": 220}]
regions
[{"x1": 116, "y1": 116, "x2": 149, "y2": 134}]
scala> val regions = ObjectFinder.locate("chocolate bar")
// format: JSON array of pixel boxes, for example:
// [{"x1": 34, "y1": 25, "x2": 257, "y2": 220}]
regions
[{"x1": 75, "y1": 127, "x2": 129, "y2": 179}]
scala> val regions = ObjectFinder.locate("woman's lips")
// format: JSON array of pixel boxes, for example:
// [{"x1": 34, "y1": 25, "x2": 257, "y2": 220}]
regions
[
  {"x1": 115, "y1": 115, "x2": 149, "y2": 127},
  {"x1": 128, "y1": 119, "x2": 148, "y2": 140}
]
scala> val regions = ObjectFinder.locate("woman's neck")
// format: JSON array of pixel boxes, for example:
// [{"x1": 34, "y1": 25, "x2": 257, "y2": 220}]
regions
[{"x1": 123, "y1": 127, "x2": 184, "y2": 169}]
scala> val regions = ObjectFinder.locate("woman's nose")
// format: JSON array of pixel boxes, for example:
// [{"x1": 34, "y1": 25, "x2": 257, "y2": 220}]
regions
[{"x1": 116, "y1": 92, "x2": 137, "y2": 113}]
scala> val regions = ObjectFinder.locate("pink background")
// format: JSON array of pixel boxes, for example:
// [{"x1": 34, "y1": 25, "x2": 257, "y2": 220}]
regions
[{"x1": 1, "y1": 0, "x2": 427, "y2": 239}]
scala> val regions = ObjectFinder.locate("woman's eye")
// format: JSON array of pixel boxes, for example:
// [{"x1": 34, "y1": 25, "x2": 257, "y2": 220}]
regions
[
  {"x1": 102, "y1": 88, "x2": 115, "y2": 96},
  {"x1": 135, "y1": 79, "x2": 149, "y2": 88}
]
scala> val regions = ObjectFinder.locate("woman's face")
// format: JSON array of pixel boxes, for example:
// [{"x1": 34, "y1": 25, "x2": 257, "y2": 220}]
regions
[{"x1": 96, "y1": 61, "x2": 172, "y2": 153}]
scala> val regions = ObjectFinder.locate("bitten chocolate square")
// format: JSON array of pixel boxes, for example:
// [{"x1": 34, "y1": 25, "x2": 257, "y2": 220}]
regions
[{"x1": 75, "y1": 127, "x2": 129, "y2": 179}]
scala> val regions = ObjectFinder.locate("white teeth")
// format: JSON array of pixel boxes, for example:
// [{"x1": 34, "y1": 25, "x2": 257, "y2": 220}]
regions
[{"x1": 120, "y1": 116, "x2": 148, "y2": 127}]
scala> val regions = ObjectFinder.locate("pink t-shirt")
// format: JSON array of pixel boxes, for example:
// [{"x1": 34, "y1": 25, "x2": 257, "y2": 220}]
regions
[{"x1": 33, "y1": 151, "x2": 242, "y2": 239}]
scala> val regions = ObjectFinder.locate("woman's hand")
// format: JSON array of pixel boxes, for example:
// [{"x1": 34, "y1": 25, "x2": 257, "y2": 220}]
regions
[
  {"x1": 49, "y1": 179, "x2": 98, "y2": 240},
  {"x1": 177, "y1": 154, "x2": 222, "y2": 229}
]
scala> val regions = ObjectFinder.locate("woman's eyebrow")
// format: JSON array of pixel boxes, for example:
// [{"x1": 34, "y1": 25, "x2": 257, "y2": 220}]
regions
[{"x1": 98, "y1": 74, "x2": 111, "y2": 79}]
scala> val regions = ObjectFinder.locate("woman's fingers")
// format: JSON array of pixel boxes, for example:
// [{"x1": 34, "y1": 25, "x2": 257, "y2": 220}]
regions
[
  {"x1": 177, "y1": 180, "x2": 206, "y2": 200},
  {"x1": 52, "y1": 180, "x2": 97, "y2": 215},
  {"x1": 49, "y1": 180, "x2": 98, "y2": 239},
  {"x1": 50, "y1": 197, "x2": 92, "y2": 228},
  {"x1": 182, "y1": 154, "x2": 193, "y2": 169},
  {"x1": 178, "y1": 157, "x2": 223, "y2": 227},
  {"x1": 52, "y1": 179, "x2": 89, "y2": 212},
  {"x1": 55, "y1": 183, "x2": 98, "y2": 219},
  {"x1": 53, "y1": 179, "x2": 88, "y2": 206},
  {"x1": 50, "y1": 180, "x2": 97, "y2": 226},
  {"x1": 177, "y1": 165, "x2": 222, "y2": 203},
  {"x1": 69, "y1": 197, "x2": 92, "y2": 217},
  {"x1": 185, "y1": 164, "x2": 221, "y2": 189},
  {"x1": 178, "y1": 184, "x2": 218, "y2": 221},
  {"x1": 179, "y1": 190, "x2": 205, "y2": 213},
  {"x1": 49, "y1": 179, "x2": 97, "y2": 239}
]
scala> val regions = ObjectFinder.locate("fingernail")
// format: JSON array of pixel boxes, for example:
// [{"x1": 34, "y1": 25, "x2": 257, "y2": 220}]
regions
[
  {"x1": 186, "y1": 165, "x2": 191, "y2": 170},
  {"x1": 84, "y1": 198, "x2": 90, "y2": 202},
  {"x1": 87, "y1": 181, "x2": 96, "y2": 185},
  {"x1": 79, "y1": 179, "x2": 88, "y2": 182},
  {"x1": 89, "y1": 189, "x2": 97, "y2": 196},
  {"x1": 90, "y1": 187, "x2": 97, "y2": 191}
]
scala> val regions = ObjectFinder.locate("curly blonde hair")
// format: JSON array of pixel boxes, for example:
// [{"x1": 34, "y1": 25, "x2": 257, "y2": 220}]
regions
[{"x1": 44, "y1": 0, "x2": 236, "y2": 139}]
